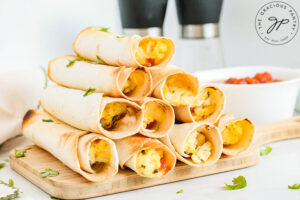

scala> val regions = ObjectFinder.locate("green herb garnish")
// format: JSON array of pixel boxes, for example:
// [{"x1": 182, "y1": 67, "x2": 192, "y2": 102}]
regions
[
  {"x1": 8, "y1": 179, "x2": 14, "y2": 187},
  {"x1": 42, "y1": 119, "x2": 54, "y2": 123},
  {"x1": 288, "y1": 183, "x2": 300, "y2": 189},
  {"x1": 225, "y1": 176, "x2": 247, "y2": 190},
  {"x1": 40, "y1": 169, "x2": 59, "y2": 178},
  {"x1": 97, "y1": 27, "x2": 110, "y2": 32},
  {"x1": 66, "y1": 56, "x2": 84, "y2": 67},
  {"x1": 141, "y1": 165, "x2": 146, "y2": 168},
  {"x1": 4, "y1": 159, "x2": 9, "y2": 162},
  {"x1": 15, "y1": 148, "x2": 30, "y2": 158},
  {"x1": 83, "y1": 88, "x2": 96, "y2": 97},
  {"x1": 96, "y1": 55, "x2": 105, "y2": 64},
  {"x1": 50, "y1": 196, "x2": 61, "y2": 200},
  {"x1": 176, "y1": 189, "x2": 184, "y2": 194},
  {"x1": 260, "y1": 145, "x2": 272, "y2": 156},
  {"x1": 116, "y1": 35, "x2": 125, "y2": 39},
  {"x1": 153, "y1": 169, "x2": 158, "y2": 174},
  {"x1": 141, "y1": 150, "x2": 146, "y2": 155},
  {"x1": 0, "y1": 163, "x2": 6, "y2": 170}
]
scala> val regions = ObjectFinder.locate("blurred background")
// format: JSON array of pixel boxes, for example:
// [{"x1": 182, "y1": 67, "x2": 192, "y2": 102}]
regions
[{"x1": 0, "y1": 0, "x2": 299, "y2": 71}]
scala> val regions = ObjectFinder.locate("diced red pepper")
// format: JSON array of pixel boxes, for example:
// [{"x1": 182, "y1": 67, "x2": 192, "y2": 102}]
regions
[
  {"x1": 146, "y1": 58, "x2": 155, "y2": 67},
  {"x1": 159, "y1": 159, "x2": 167, "y2": 170}
]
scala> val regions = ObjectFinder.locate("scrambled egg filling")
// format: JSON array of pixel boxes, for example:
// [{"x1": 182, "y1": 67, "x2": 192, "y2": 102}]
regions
[
  {"x1": 143, "y1": 102, "x2": 165, "y2": 130},
  {"x1": 221, "y1": 120, "x2": 247, "y2": 145},
  {"x1": 100, "y1": 102, "x2": 128, "y2": 130},
  {"x1": 191, "y1": 88, "x2": 218, "y2": 121},
  {"x1": 122, "y1": 69, "x2": 146, "y2": 95},
  {"x1": 136, "y1": 148, "x2": 165, "y2": 177},
  {"x1": 184, "y1": 130, "x2": 212, "y2": 163},
  {"x1": 135, "y1": 38, "x2": 171, "y2": 67},
  {"x1": 162, "y1": 74, "x2": 196, "y2": 106},
  {"x1": 89, "y1": 139, "x2": 111, "y2": 171}
]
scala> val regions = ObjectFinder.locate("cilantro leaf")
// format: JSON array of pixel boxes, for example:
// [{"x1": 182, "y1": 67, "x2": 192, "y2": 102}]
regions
[
  {"x1": 116, "y1": 35, "x2": 125, "y2": 39},
  {"x1": 288, "y1": 183, "x2": 300, "y2": 189},
  {"x1": 176, "y1": 189, "x2": 184, "y2": 194},
  {"x1": 42, "y1": 119, "x2": 54, "y2": 123},
  {"x1": 260, "y1": 145, "x2": 272, "y2": 156},
  {"x1": 15, "y1": 148, "x2": 30, "y2": 158},
  {"x1": 97, "y1": 27, "x2": 110, "y2": 32},
  {"x1": 225, "y1": 176, "x2": 247, "y2": 190},
  {"x1": 83, "y1": 88, "x2": 96, "y2": 97},
  {"x1": 9, "y1": 179, "x2": 14, "y2": 187},
  {"x1": 0, "y1": 163, "x2": 6, "y2": 170},
  {"x1": 66, "y1": 56, "x2": 84, "y2": 67},
  {"x1": 50, "y1": 196, "x2": 61, "y2": 200},
  {"x1": 96, "y1": 55, "x2": 106, "y2": 64},
  {"x1": 4, "y1": 159, "x2": 9, "y2": 162},
  {"x1": 40, "y1": 169, "x2": 59, "y2": 178}
]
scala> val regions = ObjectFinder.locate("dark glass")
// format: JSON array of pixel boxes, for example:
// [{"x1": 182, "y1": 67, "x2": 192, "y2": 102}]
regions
[
  {"x1": 118, "y1": 0, "x2": 168, "y2": 28},
  {"x1": 176, "y1": 0, "x2": 223, "y2": 25}
]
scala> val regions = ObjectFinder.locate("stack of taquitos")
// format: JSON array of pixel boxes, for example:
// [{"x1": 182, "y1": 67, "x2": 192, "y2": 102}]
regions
[{"x1": 20, "y1": 26, "x2": 255, "y2": 182}]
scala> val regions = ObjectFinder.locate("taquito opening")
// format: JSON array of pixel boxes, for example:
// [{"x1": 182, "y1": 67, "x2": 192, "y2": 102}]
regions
[
  {"x1": 183, "y1": 125, "x2": 213, "y2": 164},
  {"x1": 190, "y1": 87, "x2": 223, "y2": 122},
  {"x1": 135, "y1": 148, "x2": 172, "y2": 178},
  {"x1": 135, "y1": 38, "x2": 172, "y2": 67},
  {"x1": 142, "y1": 101, "x2": 167, "y2": 132},
  {"x1": 222, "y1": 119, "x2": 254, "y2": 147},
  {"x1": 88, "y1": 139, "x2": 111, "y2": 172},
  {"x1": 100, "y1": 102, "x2": 140, "y2": 132},
  {"x1": 121, "y1": 68, "x2": 149, "y2": 98},
  {"x1": 162, "y1": 73, "x2": 198, "y2": 106}
]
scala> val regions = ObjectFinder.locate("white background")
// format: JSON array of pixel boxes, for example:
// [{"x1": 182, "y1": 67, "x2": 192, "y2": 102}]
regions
[{"x1": 0, "y1": 0, "x2": 300, "y2": 70}]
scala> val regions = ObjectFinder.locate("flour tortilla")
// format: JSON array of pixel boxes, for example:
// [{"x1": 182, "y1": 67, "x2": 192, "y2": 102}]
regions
[
  {"x1": 73, "y1": 26, "x2": 175, "y2": 68},
  {"x1": 138, "y1": 97, "x2": 174, "y2": 138},
  {"x1": 160, "y1": 123, "x2": 223, "y2": 167},
  {"x1": 48, "y1": 55, "x2": 152, "y2": 101},
  {"x1": 215, "y1": 114, "x2": 256, "y2": 156},
  {"x1": 115, "y1": 135, "x2": 176, "y2": 178},
  {"x1": 21, "y1": 109, "x2": 118, "y2": 182},
  {"x1": 40, "y1": 85, "x2": 143, "y2": 139}
]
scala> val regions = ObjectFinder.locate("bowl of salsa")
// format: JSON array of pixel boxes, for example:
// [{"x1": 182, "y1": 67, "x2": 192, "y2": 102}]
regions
[{"x1": 194, "y1": 66, "x2": 300, "y2": 124}]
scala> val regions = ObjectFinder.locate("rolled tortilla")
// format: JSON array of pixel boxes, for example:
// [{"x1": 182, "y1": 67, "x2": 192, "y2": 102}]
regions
[
  {"x1": 73, "y1": 26, "x2": 175, "y2": 68},
  {"x1": 138, "y1": 97, "x2": 174, "y2": 138},
  {"x1": 115, "y1": 135, "x2": 176, "y2": 178},
  {"x1": 151, "y1": 65, "x2": 200, "y2": 107},
  {"x1": 21, "y1": 109, "x2": 118, "y2": 182},
  {"x1": 174, "y1": 86, "x2": 225, "y2": 123},
  {"x1": 215, "y1": 114, "x2": 255, "y2": 156},
  {"x1": 40, "y1": 85, "x2": 143, "y2": 139},
  {"x1": 48, "y1": 55, "x2": 152, "y2": 101},
  {"x1": 160, "y1": 123, "x2": 222, "y2": 167}
]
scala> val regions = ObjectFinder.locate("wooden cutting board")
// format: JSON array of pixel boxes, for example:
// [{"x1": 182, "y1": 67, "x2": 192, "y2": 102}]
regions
[{"x1": 9, "y1": 117, "x2": 300, "y2": 199}]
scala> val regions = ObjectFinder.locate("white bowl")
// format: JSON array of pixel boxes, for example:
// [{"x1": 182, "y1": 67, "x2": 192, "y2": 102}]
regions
[{"x1": 194, "y1": 66, "x2": 300, "y2": 124}]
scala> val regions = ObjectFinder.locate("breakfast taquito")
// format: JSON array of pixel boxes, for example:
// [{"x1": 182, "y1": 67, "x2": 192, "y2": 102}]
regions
[
  {"x1": 160, "y1": 123, "x2": 222, "y2": 167},
  {"x1": 138, "y1": 97, "x2": 174, "y2": 138},
  {"x1": 73, "y1": 26, "x2": 175, "y2": 68},
  {"x1": 48, "y1": 55, "x2": 152, "y2": 101},
  {"x1": 40, "y1": 85, "x2": 143, "y2": 139},
  {"x1": 21, "y1": 110, "x2": 118, "y2": 182},
  {"x1": 215, "y1": 114, "x2": 255, "y2": 156},
  {"x1": 115, "y1": 135, "x2": 176, "y2": 178}
]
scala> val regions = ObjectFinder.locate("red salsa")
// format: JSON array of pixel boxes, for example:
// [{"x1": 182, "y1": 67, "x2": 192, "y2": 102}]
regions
[{"x1": 225, "y1": 72, "x2": 281, "y2": 84}]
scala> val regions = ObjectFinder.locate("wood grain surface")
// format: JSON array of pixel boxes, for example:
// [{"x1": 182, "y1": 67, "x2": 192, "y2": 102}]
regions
[{"x1": 9, "y1": 117, "x2": 300, "y2": 199}]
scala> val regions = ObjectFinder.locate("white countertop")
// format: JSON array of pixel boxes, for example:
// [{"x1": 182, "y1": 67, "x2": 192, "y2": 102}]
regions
[{"x1": 1, "y1": 135, "x2": 300, "y2": 200}]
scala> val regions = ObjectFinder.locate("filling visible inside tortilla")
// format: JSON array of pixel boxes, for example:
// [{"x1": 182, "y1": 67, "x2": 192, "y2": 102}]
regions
[
  {"x1": 221, "y1": 120, "x2": 251, "y2": 145},
  {"x1": 162, "y1": 73, "x2": 197, "y2": 106},
  {"x1": 143, "y1": 102, "x2": 166, "y2": 131},
  {"x1": 184, "y1": 128, "x2": 212, "y2": 163},
  {"x1": 100, "y1": 102, "x2": 131, "y2": 130},
  {"x1": 135, "y1": 38, "x2": 172, "y2": 67},
  {"x1": 88, "y1": 139, "x2": 111, "y2": 172},
  {"x1": 136, "y1": 148, "x2": 168, "y2": 178},
  {"x1": 191, "y1": 87, "x2": 222, "y2": 121},
  {"x1": 122, "y1": 69, "x2": 147, "y2": 96}
]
